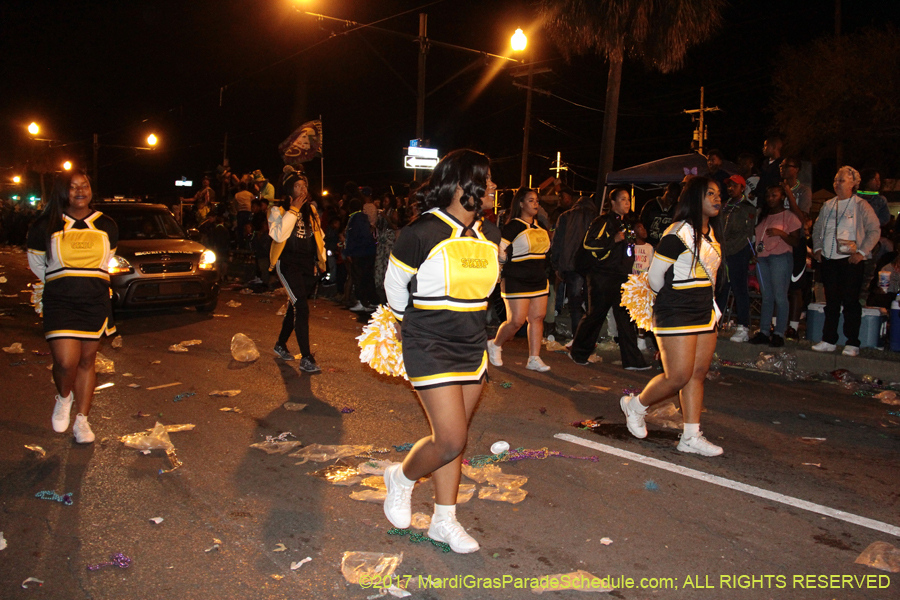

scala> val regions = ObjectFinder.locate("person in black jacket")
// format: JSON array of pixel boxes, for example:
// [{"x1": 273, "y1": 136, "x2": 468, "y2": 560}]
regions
[
  {"x1": 569, "y1": 188, "x2": 649, "y2": 370},
  {"x1": 550, "y1": 194, "x2": 598, "y2": 334}
]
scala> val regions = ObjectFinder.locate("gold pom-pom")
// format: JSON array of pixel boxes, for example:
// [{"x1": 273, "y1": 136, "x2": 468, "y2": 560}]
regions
[
  {"x1": 356, "y1": 305, "x2": 408, "y2": 380},
  {"x1": 30, "y1": 282, "x2": 44, "y2": 317},
  {"x1": 620, "y1": 272, "x2": 655, "y2": 331}
]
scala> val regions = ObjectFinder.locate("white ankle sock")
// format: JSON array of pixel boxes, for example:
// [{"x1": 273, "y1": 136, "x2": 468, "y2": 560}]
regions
[
  {"x1": 790, "y1": 320, "x2": 799, "y2": 329},
  {"x1": 629, "y1": 396, "x2": 647, "y2": 414},
  {"x1": 433, "y1": 503, "x2": 456, "y2": 522},
  {"x1": 683, "y1": 422, "x2": 700, "y2": 438},
  {"x1": 59, "y1": 391, "x2": 73, "y2": 402},
  {"x1": 394, "y1": 466, "x2": 416, "y2": 487}
]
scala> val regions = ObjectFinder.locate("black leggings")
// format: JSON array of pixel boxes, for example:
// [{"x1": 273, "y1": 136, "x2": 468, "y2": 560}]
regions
[{"x1": 275, "y1": 260, "x2": 316, "y2": 357}]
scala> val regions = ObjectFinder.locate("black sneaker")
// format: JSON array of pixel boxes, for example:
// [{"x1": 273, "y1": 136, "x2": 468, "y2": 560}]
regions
[
  {"x1": 298, "y1": 356, "x2": 321, "y2": 373},
  {"x1": 769, "y1": 334, "x2": 785, "y2": 348},
  {"x1": 784, "y1": 326, "x2": 798, "y2": 340},
  {"x1": 748, "y1": 332, "x2": 770, "y2": 345},
  {"x1": 570, "y1": 353, "x2": 590, "y2": 366},
  {"x1": 273, "y1": 344, "x2": 294, "y2": 360}
]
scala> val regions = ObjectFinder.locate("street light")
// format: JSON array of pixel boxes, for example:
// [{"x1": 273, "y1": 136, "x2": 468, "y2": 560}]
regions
[
  {"x1": 28, "y1": 122, "x2": 40, "y2": 135},
  {"x1": 511, "y1": 29, "x2": 527, "y2": 52},
  {"x1": 147, "y1": 133, "x2": 158, "y2": 146},
  {"x1": 12, "y1": 176, "x2": 21, "y2": 184},
  {"x1": 62, "y1": 161, "x2": 72, "y2": 171}
]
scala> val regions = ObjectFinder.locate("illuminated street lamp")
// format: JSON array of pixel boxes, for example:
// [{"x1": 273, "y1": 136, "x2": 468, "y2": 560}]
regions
[
  {"x1": 62, "y1": 161, "x2": 72, "y2": 171},
  {"x1": 13, "y1": 175, "x2": 21, "y2": 184},
  {"x1": 147, "y1": 133, "x2": 158, "y2": 146},
  {"x1": 28, "y1": 122, "x2": 40, "y2": 135},
  {"x1": 511, "y1": 28, "x2": 527, "y2": 52}
]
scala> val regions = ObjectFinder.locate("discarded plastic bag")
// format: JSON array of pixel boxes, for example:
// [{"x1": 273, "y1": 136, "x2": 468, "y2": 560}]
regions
[
  {"x1": 478, "y1": 486, "x2": 527, "y2": 504},
  {"x1": 569, "y1": 384, "x2": 610, "y2": 393},
  {"x1": 283, "y1": 402, "x2": 308, "y2": 411},
  {"x1": 358, "y1": 459, "x2": 398, "y2": 475},
  {"x1": 111, "y1": 335, "x2": 123, "y2": 349},
  {"x1": 410, "y1": 513, "x2": 431, "y2": 529},
  {"x1": 645, "y1": 402, "x2": 683, "y2": 430},
  {"x1": 876, "y1": 391, "x2": 900, "y2": 406},
  {"x1": 341, "y1": 551, "x2": 402, "y2": 585},
  {"x1": 308, "y1": 461, "x2": 362, "y2": 486},
  {"x1": 543, "y1": 339, "x2": 568, "y2": 352},
  {"x1": 2, "y1": 342, "x2": 24, "y2": 354},
  {"x1": 120, "y1": 422, "x2": 184, "y2": 472},
  {"x1": 181, "y1": 340, "x2": 202, "y2": 346},
  {"x1": 432, "y1": 483, "x2": 475, "y2": 503},
  {"x1": 360, "y1": 476, "x2": 387, "y2": 490},
  {"x1": 461, "y1": 463, "x2": 500, "y2": 483},
  {"x1": 350, "y1": 489, "x2": 387, "y2": 503},
  {"x1": 24, "y1": 445, "x2": 46, "y2": 458},
  {"x1": 855, "y1": 541, "x2": 900, "y2": 573},
  {"x1": 485, "y1": 471, "x2": 528, "y2": 490},
  {"x1": 169, "y1": 344, "x2": 188, "y2": 353},
  {"x1": 531, "y1": 569, "x2": 613, "y2": 594},
  {"x1": 289, "y1": 443, "x2": 373, "y2": 463},
  {"x1": 277, "y1": 304, "x2": 287, "y2": 316},
  {"x1": 209, "y1": 390, "x2": 241, "y2": 397},
  {"x1": 226, "y1": 300, "x2": 241, "y2": 308},
  {"x1": 250, "y1": 440, "x2": 302, "y2": 454},
  {"x1": 95, "y1": 352, "x2": 115, "y2": 374},
  {"x1": 231, "y1": 333, "x2": 259, "y2": 362},
  {"x1": 755, "y1": 351, "x2": 803, "y2": 380}
]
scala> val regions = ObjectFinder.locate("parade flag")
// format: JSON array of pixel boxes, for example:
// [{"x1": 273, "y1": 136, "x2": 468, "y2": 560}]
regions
[{"x1": 279, "y1": 120, "x2": 322, "y2": 166}]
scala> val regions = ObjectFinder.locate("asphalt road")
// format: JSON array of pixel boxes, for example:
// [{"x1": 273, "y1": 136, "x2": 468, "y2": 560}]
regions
[{"x1": 1, "y1": 245, "x2": 899, "y2": 600}]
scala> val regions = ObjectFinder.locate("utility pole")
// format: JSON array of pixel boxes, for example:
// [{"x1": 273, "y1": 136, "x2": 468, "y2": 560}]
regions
[
  {"x1": 683, "y1": 87, "x2": 720, "y2": 154},
  {"x1": 511, "y1": 62, "x2": 551, "y2": 188},
  {"x1": 413, "y1": 13, "x2": 428, "y2": 182}
]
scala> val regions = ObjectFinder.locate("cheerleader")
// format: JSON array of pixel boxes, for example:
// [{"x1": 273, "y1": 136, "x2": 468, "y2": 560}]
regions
[
  {"x1": 488, "y1": 188, "x2": 552, "y2": 372},
  {"x1": 382, "y1": 149, "x2": 500, "y2": 553},
  {"x1": 27, "y1": 172, "x2": 118, "y2": 443},
  {"x1": 619, "y1": 176, "x2": 725, "y2": 456}
]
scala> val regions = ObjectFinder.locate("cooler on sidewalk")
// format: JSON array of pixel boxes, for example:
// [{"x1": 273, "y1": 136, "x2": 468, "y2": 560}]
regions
[{"x1": 805, "y1": 302, "x2": 887, "y2": 349}]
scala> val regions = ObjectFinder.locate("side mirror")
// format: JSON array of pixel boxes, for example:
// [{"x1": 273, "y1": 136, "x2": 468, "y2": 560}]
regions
[{"x1": 187, "y1": 228, "x2": 201, "y2": 242}]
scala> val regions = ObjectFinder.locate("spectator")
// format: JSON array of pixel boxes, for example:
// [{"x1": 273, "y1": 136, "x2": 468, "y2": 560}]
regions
[
  {"x1": 234, "y1": 181, "x2": 255, "y2": 245},
  {"x1": 194, "y1": 176, "x2": 217, "y2": 213},
  {"x1": 811, "y1": 166, "x2": 881, "y2": 357},
  {"x1": 858, "y1": 169, "x2": 890, "y2": 226},
  {"x1": 373, "y1": 206, "x2": 397, "y2": 304},
  {"x1": 705, "y1": 149, "x2": 729, "y2": 187},
  {"x1": 569, "y1": 188, "x2": 649, "y2": 370},
  {"x1": 640, "y1": 182, "x2": 680, "y2": 247},
  {"x1": 755, "y1": 136, "x2": 783, "y2": 205},
  {"x1": 779, "y1": 158, "x2": 813, "y2": 338},
  {"x1": 344, "y1": 197, "x2": 378, "y2": 311},
  {"x1": 749, "y1": 185, "x2": 802, "y2": 347},
  {"x1": 716, "y1": 175, "x2": 757, "y2": 343},
  {"x1": 736, "y1": 152, "x2": 760, "y2": 204},
  {"x1": 548, "y1": 186, "x2": 577, "y2": 227},
  {"x1": 252, "y1": 170, "x2": 275, "y2": 202},
  {"x1": 550, "y1": 192, "x2": 598, "y2": 332}
]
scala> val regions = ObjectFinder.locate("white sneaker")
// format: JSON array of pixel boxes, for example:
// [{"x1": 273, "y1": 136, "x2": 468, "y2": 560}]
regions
[
  {"x1": 52, "y1": 392, "x2": 74, "y2": 432},
  {"x1": 677, "y1": 432, "x2": 723, "y2": 456},
  {"x1": 729, "y1": 326, "x2": 750, "y2": 343},
  {"x1": 349, "y1": 301, "x2": 367, "y2": 312},
  {"x1": 486, "y1": 339, "x2": 503, "y2": 367},
  {"x1": 811, "y1": 341, "x2": 836, "y2": 352},
  {"x1": 73, "y1": 413, "x2": 95, "y2": 444},
  {"x1": 382, "y1": 464, "x2": 413, "y2": 528},
  {"x1": 526, "y1": 356, "x2": 550, "y2": 372},
  {"x1": 637, "y1": 337, "x2": 648, "y2": 350},
  {"x1": 620, "y1": 395, "x2": 647, "y2": 439},
  {"x1": 428, "y1": 517, "x2": 480, "y2": 554},
  {"x1": 842, "y1": 345, "x2": 859, "y2": 357}
]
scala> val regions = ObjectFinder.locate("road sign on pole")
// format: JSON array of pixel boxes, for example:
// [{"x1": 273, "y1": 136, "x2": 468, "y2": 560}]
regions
[{"x1": 404, "y1": 155, "x2": 438, "y2": 170}]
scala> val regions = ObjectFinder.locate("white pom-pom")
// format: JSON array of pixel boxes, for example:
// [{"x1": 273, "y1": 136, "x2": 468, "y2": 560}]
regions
[{"x1": 356, "y1": 305, "x2": 408, "y2": 380}]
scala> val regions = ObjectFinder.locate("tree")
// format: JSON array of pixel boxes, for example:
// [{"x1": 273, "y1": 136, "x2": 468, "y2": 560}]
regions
[
  {"x1": 535, "y1": 0, "x2": 726, "y2": 193},
  {"x1": 772, "y1": 26, "x2": 900, "y2": 176}
]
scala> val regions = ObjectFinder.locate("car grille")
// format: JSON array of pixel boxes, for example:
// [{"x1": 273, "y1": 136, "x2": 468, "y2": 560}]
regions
[
  {"x1": 140, "y1": 261, "x2": 193, "y2": 274},
  {"x1": 131, "y1": 280, "x2": 206, "y2": 300}
]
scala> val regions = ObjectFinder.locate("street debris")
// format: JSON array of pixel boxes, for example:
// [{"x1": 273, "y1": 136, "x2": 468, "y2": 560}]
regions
[
  {"x1": 410, "y1": 513, "x2": 431, "y2": 530},
  {"x1": 173, "y1": 392, "x2": 195, "y2": 402},
  {"x1": 358, "y1": 459, "x2": 398, "y2": 476},
  {"x1": 35, "y1": 490, "x2": 73, "y2": 505},
  {"x1": 388, "y1": 527, "x2": 450, "y2": 553},
  {"x1": 855, "y1": 541, "x2": 900, "y2": 572},
  {"x1": 569, "y1": 384, "x2": 610, "y2": 393},
  {"x1": 3, "y1": 342, "x2": 24, "y2": 353},
  {"x1": 111, "y1": 335, "x2": 123, "y2": 348},
  {"x1": 801, "y1": 437, "x2": 826, "y2": 442},
  {"x1": 392, "y1": 443, "x2": 413, "y2": 452},
  {"x1": 802, "y1": 463, "x2": 822, "y2": 468},
  {"x1": 213, "y1": 314, "x2": 229, "y2": 317},
  {"x1": 149, "y1": 517, "x2": 164, "y2": 524},
  {"x1": 168, "y1": 344, "x2": 189, "y2": 352},
  {"x1": 876, "y1": 391, "x2": 900, "y2": 406},
  {"x1": 146, "y1": 382, "x2": 181, "y2": 391},
  {"x1": 21, "y1": 577, "x2": 43, "y2": 589},
  {"x1": 209, "y1": 390, "x2": 241, "y2": 397},
  {"x1": 289, "y1": 443, "x2": 374, "y2": 464},
  {"x1": 270, "y1": 574, "x2": 284, "y2": 581},
  {"x1": 122, "y1": 372, "x2": 133, "y2": 377},
  {"x1": 367, "y1": 585, "x2": 412, "y2": 599},
  {"x1": 433, "y1": 483, "x2": 475, "y2": 503},
  {"x1": 291, "y1": 557, "x2": 312, "y2": 570},
  {"x1": 644, "y1": 402, "x2": 683, "y2": 430},
  {"x1": 350, "y1": 489, "x2": 387, "y2": 503},
  {"x1": 644, "y1": 480, "x2": 660, "y2": 491},
  {"x1": 587, "y1": 354, "x2": 603, "y2": 363},
  {"x1": 87, "y1": 553, "x2": 131, "y2": 571},
  {"x1": 231, "y1": 333, "x2": 259, "y2": 362},
  {"x1": 95, "y1": 352, "x2": 115, "y2": 373},
  {"x1": 250, "y1": 432, "x2": 302, "y2": 454},
  {"x1": 24, "y1": 444, "x2": 46, "y2": 458},
  {"x1": 341, "y1": 551, "x2": 403, "y2": 585},
  {"x1": 600, "y1": 537, "x2": 613, "y2": 545},
  {"x1": 128, "y1": 384, "x2": 141, "y2": 388},
  {"x1": 501, "y1": 381, "x2": 513, "y2": 388},
  {"x1": 226, "y1": 300, "x2": 241, "y2": 308},
  {"x1": 205, "y1": 538, "x2": 222, "y2": 552},
  {"x1": 150, "y1": 360, "x2": 161, "y2": 365},
  {"x1": 277, "y1": 304, "x2": 287, "y2": 316},
  {"x1": 283, "y1": 402, "x2": 308, "y2": 411},
  {"x1": 308, "y1": 461, "x2": 362, "y2": 486},
  {"x1": 121, "y1": 422, "x2": 190, "y2": 473},
  {"x1": 219, "y1": 407, "x2": 242, "y2": 413},
  {"x1": 0, "y1": 532, "x2": 6, "y2": 550},
  {"x1": 341, "y1": 407, "x2": 355, "y2": 414},
  {"x1": 273, "y1": 543, "x2": 287, "y2": 552},
  {"x1": 531, "y1": 570, "x2": 613, "y2": 594},
  {"x1": 94, "y1": 382, "x2": 114, "y2": 391},
  {"x1": 361, "y1": 476, "x2": 386, "y2": 490},
  {"x1": 491, "y1": 441, "x2": 510, "y2": 454}
]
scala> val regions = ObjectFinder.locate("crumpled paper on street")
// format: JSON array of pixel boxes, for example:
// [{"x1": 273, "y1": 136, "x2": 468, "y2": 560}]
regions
[
  {"x1": 531, "y1": 570, "x2": 613, "y2": 594},
  {"x1": 644, "y1": 402, "x2": 683, "y2": 430},
  {"x1": 543, "y1": 339, "x2": 568, "y2": 352},
  {"x1": 24, "y1": 445, "x2": 46, "y2": 458},
  {"x1": 360, "y1": 476, "x2": 387, "y2": 490},
  {"x1": 209, "y1": 390, "x2": 241, "y2": 397},
  {"x1": 410, "y1": 513, "x2": 431, "y2": 529},
  {"x1": 350, "y1": 489, "x2": 387, "y2": 503},
  {"x1": 2, "y1": 342, "x2": 24, "y2": 354},
  {"x1": 855, "y1": 541, "x2": 900, "y2": 573},
  {"x1": 308, "y1": 461, "x2": 362, "y2": 486},
  {"x1": 876, "y1": 391, "x2": 900, "y2": 406},
  {"x1": 95, "y1": 352, "x2": 115, "y2": 373},
  {"x1": 226, "y1": 300, "x2": 241, "y2": 308},
  {"x1": 111, "y1": 335, "x2": 123, "y2": 348},
  {"x1": 289, "y1": 443, "x2": 374, "y2": 464},
  {"x1": 341, "y1": 551, "x2": 402, "y2": 585},
  {"x1": 569, "y1": 384, "x2": 610, "y2": 393}
]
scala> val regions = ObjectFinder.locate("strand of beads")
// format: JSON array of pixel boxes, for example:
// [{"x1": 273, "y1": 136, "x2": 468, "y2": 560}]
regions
[
  {"x1": 392, "y1": 443, "x2": 413, "y2": 452},
  {"x1": 172, "y1": 392, "x2": 195, "y2": 402},
  {"x1": 387, "y1": 528, "x2": 450, "y2": 553},
  {"x1": 87, "y1": 553, "x2": 131, "y2": 571},
  {"x1": 35, "y1": 490, "x2": 73, "y2": 505}
]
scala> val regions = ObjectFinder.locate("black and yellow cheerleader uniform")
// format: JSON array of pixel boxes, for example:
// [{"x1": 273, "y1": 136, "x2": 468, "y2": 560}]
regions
[
  {"x1": 499, "y1": 218, "x2": 550, "y2": 299},
  {"x1": 384, "y1": 207, "x2": 500, "y2": 390},
  {"x1": 649, "y1": 221, "x2": 721, "y2": 336},
  {"x1": 27, "y1": 212, "x2": 119, "y2": 340}
]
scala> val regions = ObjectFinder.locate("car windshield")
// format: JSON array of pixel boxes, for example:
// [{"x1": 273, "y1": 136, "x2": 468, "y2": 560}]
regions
[{"x1": 104, "y1": 208, "x2": 185, "y2": 240}]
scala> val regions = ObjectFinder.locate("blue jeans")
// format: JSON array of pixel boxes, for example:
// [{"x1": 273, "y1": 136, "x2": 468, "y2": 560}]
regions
[
  {"x1": 561, "y1": 271, "x2": 587, "y2": 332},
  {"x1": 757, "y1": 252, "x2": 793, "y2": 337},
  {"x1": 716, "y1": 243, "x2": 753, "y2": 327}
]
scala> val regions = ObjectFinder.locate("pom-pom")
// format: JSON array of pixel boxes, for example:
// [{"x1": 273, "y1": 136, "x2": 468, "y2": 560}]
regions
[
  {"x1": 620, "y1": 272, "x2": 654, "y2": 331},
  {"x1": 30, "y1": 283, "x2": 44, "y2": 317},
  {"x1": 356, "y1": 305, "x2": 408, "y2": 379}
]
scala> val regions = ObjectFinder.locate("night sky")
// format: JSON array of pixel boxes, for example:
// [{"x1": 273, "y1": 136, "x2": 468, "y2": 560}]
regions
[{"x1": 2, "y1": 0, "x2": 896, "y2": 199}]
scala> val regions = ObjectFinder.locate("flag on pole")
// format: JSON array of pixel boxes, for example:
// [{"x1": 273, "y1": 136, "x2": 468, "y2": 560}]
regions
[{"x1": 279, "y1": 120, "x2": 322, "y2": 166}]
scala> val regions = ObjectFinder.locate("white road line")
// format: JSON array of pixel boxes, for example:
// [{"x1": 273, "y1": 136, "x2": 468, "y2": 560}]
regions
[{"x1": 555, "y1": 433, "x2": 900, "y2": 539}]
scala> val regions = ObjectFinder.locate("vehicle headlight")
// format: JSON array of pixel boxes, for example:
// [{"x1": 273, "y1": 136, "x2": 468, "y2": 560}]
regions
[
  {"x1": 199, "y1": 249, "x2": 217, "y2": 270},
  {"x1": 107, "y1": 255, "x2": 133, "y2": 275}
]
